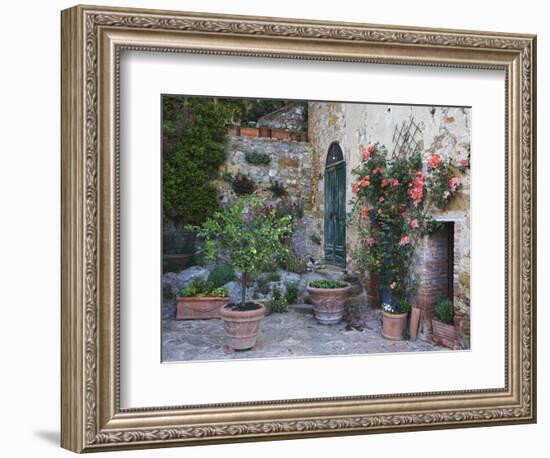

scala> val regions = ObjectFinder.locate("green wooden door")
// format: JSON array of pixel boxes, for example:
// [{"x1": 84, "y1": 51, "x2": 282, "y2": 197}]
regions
[{"x1": 324, "y1": 144, "x2": 346, "y2": 267}]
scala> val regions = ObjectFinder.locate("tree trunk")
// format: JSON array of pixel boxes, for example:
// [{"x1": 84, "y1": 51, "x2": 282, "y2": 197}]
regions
[{"x1": 241, "y1": 272, "x2": 248, "y2": 308}]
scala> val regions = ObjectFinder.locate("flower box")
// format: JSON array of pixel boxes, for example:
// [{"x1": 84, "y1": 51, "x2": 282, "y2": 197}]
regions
[
  {"x1": 176, "y1": 296, "x2": 230, "y2": 320},
  {"x1": 227, "y1": 125, "x2": 240, "y2": 136},
  {"x1": 431, "y1": 319, "x2": 461, "y2": 349}
]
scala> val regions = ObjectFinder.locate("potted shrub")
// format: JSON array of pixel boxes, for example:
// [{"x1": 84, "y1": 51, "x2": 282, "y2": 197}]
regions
[
  {"x1": 307, "y1": 279, "x2": 350, "y2": 325},
  {"x1": 431, "y1": 298, "x2": 460, "y2": 349},
  {"x1": 193, "y1": 195, "x2": 292, "y2": 350},
  {"x1": 381, "y1": 300, "x2": 411, "y2": 340},
  {"x1": 176, "y1": 277, "x2": 230, "y2": 320}
]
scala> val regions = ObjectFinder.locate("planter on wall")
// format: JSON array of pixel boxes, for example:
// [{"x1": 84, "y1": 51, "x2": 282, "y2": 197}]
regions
[
  {"x1": 176, "y1": 296, "x2": 230, "y2": 319},
  {"x1": 381, "y1": 311, "x2": 408, "y2": 340},
  {"x1": 240, "y1": 127, "x2": 260, "y2": 138},
  {"x1": 307, "y1": 284, "x2": 350, "y2": 325},
  {"x1": 220, "y1": 302, "x2": 266, "y2": 350},
  {"x1": 270, "y1": 128, "x2": 290, "y2": 140},
  {"x1": 227, "y1": 125, "x2": 240, "y2": 136},
  {"x1": 431, "y1": 319, "x2": 461, "y2": 349},
  {"x1": 259, "y1": 127, "x2": 271, "y2": 138},
  {"x1": 162, "y1": 253, "x2": 193, "y2": 273}
]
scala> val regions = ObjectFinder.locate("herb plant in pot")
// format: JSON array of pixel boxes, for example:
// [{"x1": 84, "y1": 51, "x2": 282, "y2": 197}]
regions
[
  {"x1": 193, "y1": 195, "x2": 292, "y2": 350},
  {"x1": 431, "y1": 298, "x2": 460, "y2": 349},
  {"x1": 176, "y1": 277, "x2": 230, "y2": 320},
  {"x1": 307, "y1": 279, "x2": 350, "y2": 325}
]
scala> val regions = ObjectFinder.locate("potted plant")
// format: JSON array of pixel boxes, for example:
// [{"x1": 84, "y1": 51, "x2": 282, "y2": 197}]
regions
[
  {"x1": 258, "y1": 121, "x2": 271, "y2": 138},
  {"x1": 431, "y1": 298, "x2": 460, "y2": 349},
  {"x1": 307, "y1": 279, "x2": 350, "y2": 325},
  {"x1": 239, "y1": 126, "x2": 260, "y2": 137},
  {"x1": 193, "y1": 195, "x2": 293, "y2": 350},
  {"x1": 270, "y1": 127, "x2": 290, "y2": 140},
  {"x1": 176, "y1": 278, "x2": 230, "y2": 320},
  {"x1": 381, "y1": 300, "x2": 411, "y2": 340}
]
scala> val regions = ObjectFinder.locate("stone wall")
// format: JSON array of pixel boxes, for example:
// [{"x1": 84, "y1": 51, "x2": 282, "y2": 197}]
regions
[{"x1": 218, "y1": 135, "x2": 322, "y2": 261}]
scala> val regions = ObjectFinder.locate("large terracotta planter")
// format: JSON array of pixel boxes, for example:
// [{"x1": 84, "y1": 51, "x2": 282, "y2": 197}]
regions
[
  {"x1": 382, "y1": 311, "x2": 408, "y2": 340},
  {"x1": 220, "y1": 303, "x2": 266, "y2": 350},
  {"x1": 307, "y1": 285, "x2": 350, "y2": 325},
  {"x1": 176, "y1": 296, "x2": 229, "y2": 320},
  {"x1": 431, "y1": 319, "x2": 460, "y2": 349}
]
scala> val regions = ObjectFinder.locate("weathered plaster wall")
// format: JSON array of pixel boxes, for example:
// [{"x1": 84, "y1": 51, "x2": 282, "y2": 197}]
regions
[{"x1": 308, "y1": 102, "x2": 471, "y2": 347}]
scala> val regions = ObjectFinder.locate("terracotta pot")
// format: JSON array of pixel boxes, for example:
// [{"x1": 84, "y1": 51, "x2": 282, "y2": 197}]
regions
[
  {"x1": 431, "y1": 319, "x2": 460, "y2": 349},
  {"x1": 227, "y1": 125, "x2": 240, "y2": 136},
  {"x1": 176, "y1": 296, "x2": 229, "y2": 320},
  {"x1": 259, "y1": 127, "x2": 271, "y2": 138},
  {"x1": 240, "y1": 127, "x2": 259, "y2": 138},
  {"x1": 270, "y1": 128, "x2": 290, "y2": 140},
  {"x1": 307, "y1": 285, "x2": 350, "y2": 325},
  {"x1": 220, "y1": 303, "x2": 266, "y2": 350},
  {"x1": 382, "y1": 311, "x2": 408, "y2": 340}
]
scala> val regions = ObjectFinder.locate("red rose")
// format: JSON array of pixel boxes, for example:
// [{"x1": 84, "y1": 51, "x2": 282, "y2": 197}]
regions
[{"x1": 367, "y1": 145, "x2": 375, "y2": 153}]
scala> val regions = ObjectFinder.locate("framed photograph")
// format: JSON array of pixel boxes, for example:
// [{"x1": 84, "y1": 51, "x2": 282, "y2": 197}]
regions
[{"x1": 61, "y1": 4, "x2": 537, "y2": 453}]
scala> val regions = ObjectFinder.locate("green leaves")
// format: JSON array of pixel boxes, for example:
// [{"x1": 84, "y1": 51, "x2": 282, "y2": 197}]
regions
[
  {"x1": 162, "y1": 97, "x2": 229, "y2": 224},
  {"x1": 192, "y1": 195, "x2": 293, "y2": 307}
]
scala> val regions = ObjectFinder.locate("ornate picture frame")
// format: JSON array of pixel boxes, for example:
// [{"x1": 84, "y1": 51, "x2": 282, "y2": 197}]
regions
[{"x1": 61, "y1": 4, "x2": 536, "y2": 453}]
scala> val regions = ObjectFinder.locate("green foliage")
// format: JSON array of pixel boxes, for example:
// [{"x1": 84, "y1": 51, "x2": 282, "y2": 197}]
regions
[
  {"x1": 265, "y1": 272, "x2": 280, "y2": 282},
  {"x1": 192, "y1": 195, "x2": 293, "y2": 308},
  {"x1": 270, "y1": 287, "x2": 288, "y2": 313},
  {"x1": 162, "y1": 97, "x2": 229, "y2": 225},
  {"x1": 218, "y1": 99, "x2": 289, "y2": 125},
  {"x1": 434, "y1": 298, "x2": 455, "y2": 324},
  {"x1": 178, "y1": 277, "x2": 229, "y2": 298},
  {"x1": 269, "y1": 180, "x2": 287, "y2": 197},
  {"x1": 308, "y1": 279, "x2": 348, "y2": 289},
  {"x1": 309, "y1": 233, "x2": 321, "y2": 245},
  {"x1": 245, "y1": 150, "x2": 271, "y2": 166},
  {"x1": 255, "y1": 276, "x2": 271, "y2": 295},
  {"x1": 207, "y1": 265, "x2": 235, "y2": 289},
  {"x1": 350, "y1": 143, "x2": 468, "y2": 306},
  {"x1": 284, "y1": 282, "x2": 299, "y2": 304},
  {"x1": 231, "y1": 172, "x2": 256, "y2": 195},
  {"x1": 279, "y1": 252, "x2": 307, "y2": 274}
]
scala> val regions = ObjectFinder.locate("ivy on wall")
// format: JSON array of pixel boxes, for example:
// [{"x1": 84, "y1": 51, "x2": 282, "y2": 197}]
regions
[{"x1": 162, "y1": 96, "x2": 228, "y2": 225}]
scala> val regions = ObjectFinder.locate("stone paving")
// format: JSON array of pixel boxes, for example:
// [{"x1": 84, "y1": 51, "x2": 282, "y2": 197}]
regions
[{"x1": 162, "y1": 305, "x2": 443, "y2": 362}]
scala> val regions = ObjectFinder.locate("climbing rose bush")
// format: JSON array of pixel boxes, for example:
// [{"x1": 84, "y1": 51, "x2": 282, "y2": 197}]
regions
[{"x1": 351, "y1": 143, "x2": 469, "y2": 309}]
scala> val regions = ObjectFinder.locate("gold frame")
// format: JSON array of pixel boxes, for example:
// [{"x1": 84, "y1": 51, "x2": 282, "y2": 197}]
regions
[{"x1": 61, "y1": 4, "x2": 537, "y2": 453}]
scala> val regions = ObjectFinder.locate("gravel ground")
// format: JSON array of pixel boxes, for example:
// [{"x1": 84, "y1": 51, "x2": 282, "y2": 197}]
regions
[{"x1": 162, "y1": 305, "x2": 444, "y2": 362}]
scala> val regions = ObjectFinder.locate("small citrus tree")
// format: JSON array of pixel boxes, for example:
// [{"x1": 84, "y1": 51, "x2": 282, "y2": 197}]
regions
[{"x1": 193, "y1": 195, "x2": 293, "y2": 309}]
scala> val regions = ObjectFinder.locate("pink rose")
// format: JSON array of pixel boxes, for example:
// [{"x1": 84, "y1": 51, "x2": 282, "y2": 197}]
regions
[
  {"x1": 409, "y1": 219, "x2": 419, "y2": 229},
  {"x1": 379, "y1": 196, "x2": 385, "y2": 202},
  {"x1": 399, "y1": 235, "x2": 410, "y2": 247},
  {"x1": 461, "y1": 159, "x2": 469, "y2": 167},
  {"x1": 367, "y1": 145, "x2": 375, "y2": 153}
]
